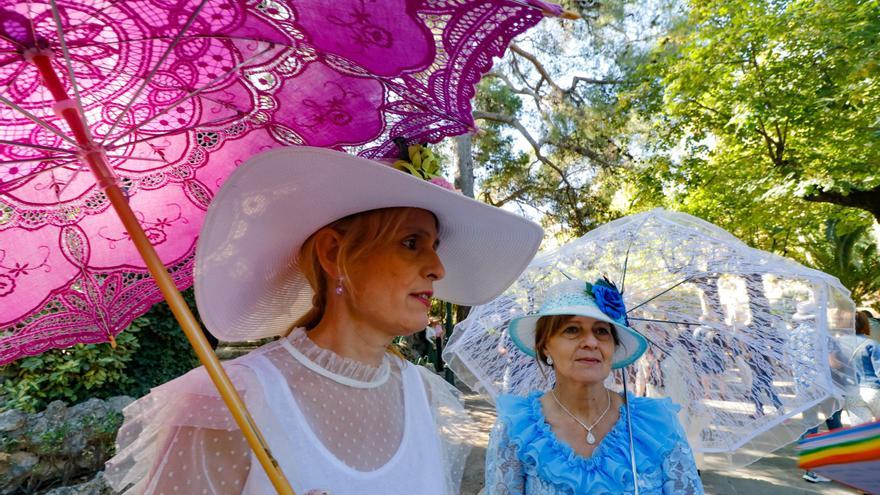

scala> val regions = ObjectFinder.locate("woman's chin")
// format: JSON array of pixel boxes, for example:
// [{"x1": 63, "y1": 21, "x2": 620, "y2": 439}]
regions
[
  {"x1": 397, "y1": 318, "x2": 430, "y2": 336},
  {"x1": 562, "y1": 370, "x2": 611, "y2": 385}
]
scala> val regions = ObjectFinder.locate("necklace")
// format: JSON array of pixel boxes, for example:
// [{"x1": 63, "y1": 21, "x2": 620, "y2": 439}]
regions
[{"x1": 551, "y1": 388, "x2": 612, "y2": 445}]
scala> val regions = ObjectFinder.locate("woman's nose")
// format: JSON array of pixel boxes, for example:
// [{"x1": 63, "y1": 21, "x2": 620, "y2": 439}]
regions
[
  {"x1": 424, "y1": 249, "x2": 445, "y2": 281},
  {"x1": 580, "y1": 330, "x2": 599, "y2": 348}
]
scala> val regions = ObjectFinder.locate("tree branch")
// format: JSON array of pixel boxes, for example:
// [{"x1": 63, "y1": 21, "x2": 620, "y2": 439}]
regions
[
  {"x1": 803, "y1": 186, "x2": 880, "y2": 222},
  {"x1": 484, "y1": 72, "x2": 538, "y2": 98},
  {"x1": 692, "y1": 99, "x2": 731, "y2": 121},
  {"x1": 546, "y1": 139, "x2": 612, "y2": 168},
  {"x1": 483, "y1": 184, "x2": 531, "y2": 208},
  {"x1": 473, "y1": 110, "x2": 585, "y2": 227},
  {"x1": 570, "y1": 75, "x2": 626, "y2": 89},
  {"x1": 510, "y1": 44, "x2": 564, "y2": 93},
  {"x1": 754, "y1": 114, "x2": 783, "y2": 166},
  {"x1": 509, "y1": 44, "x2": 623, "y2": 102}
]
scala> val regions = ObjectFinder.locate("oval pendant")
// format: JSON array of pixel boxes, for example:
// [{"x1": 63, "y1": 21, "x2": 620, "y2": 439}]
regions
[{"x1": 586, "y1": 431, "x2": 596, "y2": 445}]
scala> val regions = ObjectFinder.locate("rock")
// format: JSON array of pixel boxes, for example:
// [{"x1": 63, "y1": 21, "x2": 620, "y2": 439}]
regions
[
  {"x1": 7, "y1": 451, "x2": 38, "y2": 478},
  {"x1": 0, "y1": 410, "x2": 25, "y2": 432},
  {"x1": 106, "y1": 396, "x2": 133, "y2": 413},
  {"x1": 1, "y1": 397, "x2": 127, "y2": 494},
  {"x1": 40, "y1": 472, "x2": 113, "y2": 495},
  {"x1": 44, "y1": 401, "x2": 68, "y2": 420}
]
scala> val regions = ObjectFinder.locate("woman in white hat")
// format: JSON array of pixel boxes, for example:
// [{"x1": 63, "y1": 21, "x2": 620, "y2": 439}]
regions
[
  {"x1": 104, "y1": 146, "x2": 543, "y2": 494},
  {"x1": 484, "y1": 279, "x2": 703, "y2": 494}
]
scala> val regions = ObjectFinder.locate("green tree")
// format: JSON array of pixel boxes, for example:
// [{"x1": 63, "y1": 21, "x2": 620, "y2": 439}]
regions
[
  {"x1": 468, "y1": 0, "x2": 680, "y2": 236},
  {"x1": 802, "y1": 220, "x2": 880, "y2": 309},
  {"x1": 627, "y1": 0, "x2": 879, "y2": 224}
]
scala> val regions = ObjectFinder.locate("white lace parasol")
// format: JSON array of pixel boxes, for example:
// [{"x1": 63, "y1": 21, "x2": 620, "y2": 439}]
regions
[{"x1": 443, "y1": 208, "x2": 856, "y2": 469}]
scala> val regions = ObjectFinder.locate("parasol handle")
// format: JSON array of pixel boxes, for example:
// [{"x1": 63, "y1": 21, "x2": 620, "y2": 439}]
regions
[
  {"x1": 622, "y1": 368, "x2": 640, "y2": 495},
  {"x1": 29, "y1": 53, "x2": 296, "y2": 495}
]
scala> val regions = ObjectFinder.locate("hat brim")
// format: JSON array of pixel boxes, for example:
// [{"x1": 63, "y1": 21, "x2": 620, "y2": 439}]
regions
[
  {"x1": 508, "y1": 305, "x2": 648, "y2": 369},
  {"x1": 195, "y1": 147, "x2": 543, "y2": 342}
]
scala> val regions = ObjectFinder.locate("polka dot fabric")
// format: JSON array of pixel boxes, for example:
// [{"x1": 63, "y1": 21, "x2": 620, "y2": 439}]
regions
[
  {"x1": 104, "y1": 328, "x2": 472, "y2": 494},
  {"x1": 267, "y1": 330, "x2": 405, "y2": 471}
]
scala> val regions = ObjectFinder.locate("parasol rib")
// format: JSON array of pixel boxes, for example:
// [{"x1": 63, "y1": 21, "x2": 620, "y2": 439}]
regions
[
  {"x1": 48, "y1": 0, "x2": 95, "y2": 145},
  {"x1": 0, "y1": 94, "x2": 78, "y2": 146},
  {"x1": 103, "y1": 44, "x2": 277, "y2": 148},
  {"x1": 102, "y1": 0, "x2": 211, "y2": 141}
]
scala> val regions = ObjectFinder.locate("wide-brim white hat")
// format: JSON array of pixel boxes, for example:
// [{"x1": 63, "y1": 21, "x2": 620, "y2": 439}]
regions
[
  {"x1": 195, "y1": 146, "x2": 544, "y2": 342},
  {"x1": 508, "y1": 280, "x2": 648, "y2": 369}
]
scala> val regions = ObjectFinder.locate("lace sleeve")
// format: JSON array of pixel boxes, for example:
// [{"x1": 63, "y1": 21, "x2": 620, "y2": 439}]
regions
[
  {"x1": 871, "y1": 343, "x2": 880, "y2": 380},
  {"x1": 143, "y1": 426, "x2": 252, "y2": 494},
  {"x1": 104, "y1": 363, "x2": 260, "y2": 494},
  {"x1": 484, "y1": 420, "x2": 526, "y2": 495},
  {"x1": 661, "y1": 440, "x2": 704, "y2": 494},
  {"x1": 416, "y1": 365, "x2": 473, "y2": 495}
]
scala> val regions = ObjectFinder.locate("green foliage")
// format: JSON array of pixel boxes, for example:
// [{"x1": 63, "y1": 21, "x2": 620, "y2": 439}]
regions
[
  {"x1": 0, "y1": 289, "x2": 202, "y2": 413},
  {"x1": 802, "y1": 220, "x2": 880, "y2": 308},
  {"x1": 615, "y1": 0, "x2": 880, "y2": 305},
  {"x1": 0, "y1": 330, "x2": 140, "y2": 413},
  {"x1": 116, "y1": 289, "x2": 202, "y2": 399},
  {"x1": 625, "y1": 0, "x2": 880, "y2": 222},
  {"x1": 34, "y1": 421, "x2": 72, "y2": 456},
  {"x1": 473, "y1": 79, "x2": 531, "y2": 176},
  {"x1": 468, "y1": 0, "x2": 681, "y2": 238}
]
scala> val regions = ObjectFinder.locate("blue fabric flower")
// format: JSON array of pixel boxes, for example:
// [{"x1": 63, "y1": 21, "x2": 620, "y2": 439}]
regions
[{"x1": 591, "y1": 283, "x2": 627, "y2": 321}]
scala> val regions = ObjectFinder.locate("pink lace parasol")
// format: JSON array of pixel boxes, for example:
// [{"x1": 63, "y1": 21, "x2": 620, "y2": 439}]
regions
[{"x1": 0, "y1": 0, "x2": 564, "y2": 364}]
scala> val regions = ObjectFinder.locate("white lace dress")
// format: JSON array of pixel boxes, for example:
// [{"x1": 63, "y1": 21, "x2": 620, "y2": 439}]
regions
[{"x1": 104, "y1": 328, "x2": 471, "y2": 494}]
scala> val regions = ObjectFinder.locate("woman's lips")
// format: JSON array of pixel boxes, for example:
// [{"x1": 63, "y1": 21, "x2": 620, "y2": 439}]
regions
[{"x1": 411, "y1": 292, "x2": 432, "y2": 307}]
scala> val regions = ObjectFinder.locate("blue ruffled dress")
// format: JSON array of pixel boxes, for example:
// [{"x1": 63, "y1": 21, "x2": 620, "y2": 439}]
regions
[{"x1": 485, "y1": 392, "x2": 703, "y2": 494}]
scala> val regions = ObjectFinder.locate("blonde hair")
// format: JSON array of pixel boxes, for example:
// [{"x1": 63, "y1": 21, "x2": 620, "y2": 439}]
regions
[{"x1": 291, "y1": 207, "x2": 414, "y2": 330}]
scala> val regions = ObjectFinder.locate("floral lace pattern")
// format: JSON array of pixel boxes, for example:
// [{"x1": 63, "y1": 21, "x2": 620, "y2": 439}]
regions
[
  {"x1": 0, "y1": 0, "x2": 559, "y2": 364},
  {"x1": 444, "y1": 208, "x2": 856, "y2": 468}
]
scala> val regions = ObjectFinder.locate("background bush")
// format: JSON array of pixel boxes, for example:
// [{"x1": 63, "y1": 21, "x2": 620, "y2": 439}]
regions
[{"x1": 0, "y1": 289, "x2": 202, "y2": 413}]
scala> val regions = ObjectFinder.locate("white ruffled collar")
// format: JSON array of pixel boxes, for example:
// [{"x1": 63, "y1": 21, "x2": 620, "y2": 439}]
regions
[{"x1": 281, "y1": 327, "x2": 392, "y2": 389}]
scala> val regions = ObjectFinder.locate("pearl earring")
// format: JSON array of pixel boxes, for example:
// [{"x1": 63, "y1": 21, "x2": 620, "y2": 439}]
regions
[
  {"x1": 546, "y1": 355, "x2": 554, "y2": 366},
  {"x1": 335, "y1": 277, "x2": 344, "y2": 295}
]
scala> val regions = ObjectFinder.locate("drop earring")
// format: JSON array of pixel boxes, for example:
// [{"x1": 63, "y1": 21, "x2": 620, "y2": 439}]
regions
[
  {"x1": 546, "y1": 355, "x2": 554, "y2": 366},
  {"x1": 335, "y1": 277, "x2": 344, "y2": 295}
]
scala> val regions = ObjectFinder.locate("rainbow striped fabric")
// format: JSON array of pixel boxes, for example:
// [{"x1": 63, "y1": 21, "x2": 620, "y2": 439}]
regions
[{"x1": 797, "y1": 420, "x2": 880, "y2": 493}]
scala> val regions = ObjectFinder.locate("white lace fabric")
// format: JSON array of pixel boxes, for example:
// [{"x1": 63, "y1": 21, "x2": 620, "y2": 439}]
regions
[
  {"x1": 105, "y1": 328, "x2": 471, "y2": 494},
  {"x1": 444, "y1": 208, "x2": 857, "y2": 469}
]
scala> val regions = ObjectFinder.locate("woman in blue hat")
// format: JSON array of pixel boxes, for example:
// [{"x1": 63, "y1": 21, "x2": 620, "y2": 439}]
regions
[{"x1": 484, "y1": 279, "x2": 703, "y2": 494}]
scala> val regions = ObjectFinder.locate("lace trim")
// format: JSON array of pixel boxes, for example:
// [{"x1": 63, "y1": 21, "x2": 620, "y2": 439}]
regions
[
  {"x1": 498, "y1": 392, "x2": 682, "y2": 492},
  {"x1": 283, "y1": 328, "x2": 392, "y2": 388}
]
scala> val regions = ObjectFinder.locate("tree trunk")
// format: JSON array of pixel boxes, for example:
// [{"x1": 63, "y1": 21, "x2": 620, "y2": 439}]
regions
[
  {"x1": 803, "y1": 185, "x2": 880, "y2": 223},
  {"x1": 453, "y1": 135, "x2": 475, "y2": 322},
  {"x1": 455, "y1": 304, "x2": 471, "y2": 324},
  {"x1": 455, "y1": 134, "x2": 475, "y2": 198}
]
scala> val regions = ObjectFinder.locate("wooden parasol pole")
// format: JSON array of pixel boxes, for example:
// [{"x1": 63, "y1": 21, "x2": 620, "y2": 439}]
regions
[{"x1": 28, "y1": 50, "x2": 296, "y2": 495}]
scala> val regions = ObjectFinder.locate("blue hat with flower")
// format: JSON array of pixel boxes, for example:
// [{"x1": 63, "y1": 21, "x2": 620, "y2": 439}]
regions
[{"x1": 508, "y1": 278, "x2": 648, "y2": 369}]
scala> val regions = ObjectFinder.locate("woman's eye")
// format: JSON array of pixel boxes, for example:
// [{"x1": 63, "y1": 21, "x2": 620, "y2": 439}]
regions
[
  {"x1": 593, "y1": 327, "x2": 611, "y2": 337},
  {"x1": 402, "y1": 237, "x2": 418, "y2": 249},
  {"x1": 562, "y1": 326, "x2": 580, "y2": 335}
]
